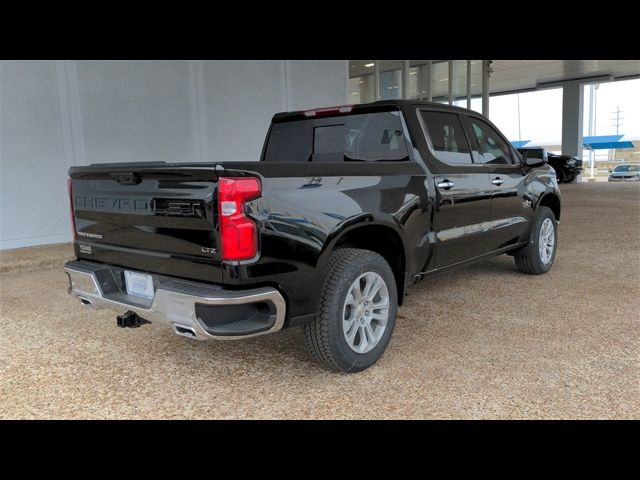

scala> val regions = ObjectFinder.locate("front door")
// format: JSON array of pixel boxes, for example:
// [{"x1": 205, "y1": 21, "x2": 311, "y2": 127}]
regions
[{"x1": 463, "y1": 115, "x2": 531, "y2": 251}]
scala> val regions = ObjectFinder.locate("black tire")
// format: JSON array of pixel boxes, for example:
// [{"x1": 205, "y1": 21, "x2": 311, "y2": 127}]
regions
[
  {"x1": 555, "y1": 169, "x2": 566, "y2": 183},
  {"x1": 303, "y1": 248, "x2": 398, "y2": 373},
  {"x1": 565, "y1": 175, "x2": 576, "y2": 183},
  {"x1": 513, "y1": 206, "x2": 558, "y2": 275}
]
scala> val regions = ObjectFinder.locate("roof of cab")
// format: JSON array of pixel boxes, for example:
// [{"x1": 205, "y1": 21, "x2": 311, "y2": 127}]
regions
[{"x1": 272, "y1": 99, "x2": 472, "y2": 122}]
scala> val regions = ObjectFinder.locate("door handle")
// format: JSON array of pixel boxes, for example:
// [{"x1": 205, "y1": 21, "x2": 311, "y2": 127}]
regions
[
  {"x1": 437, "y1": 180, "x2": 455, "y2": 190},
  {"x1": 491, "y1": 177, "x2": 504, "y2": 186}
]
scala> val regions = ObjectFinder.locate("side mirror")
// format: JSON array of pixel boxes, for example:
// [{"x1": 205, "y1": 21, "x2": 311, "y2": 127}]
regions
[
  {"x1": 525, "y1": 157, "x2": 545, "y2": 167},
  {"x1": 521, "y1": 149, "x2": 547, "y2": 167}
]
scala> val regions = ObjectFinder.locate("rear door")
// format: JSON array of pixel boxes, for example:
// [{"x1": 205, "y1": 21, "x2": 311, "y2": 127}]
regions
[
  {"x1": 417, "y1": 109, "x2": 492, "y2": 268},
  {"x1": 69, "y1": 163, "x2": 223, "y2": 283},
  {"x1": 462, "y1": 115, "x2": 531, "y2": 251}
]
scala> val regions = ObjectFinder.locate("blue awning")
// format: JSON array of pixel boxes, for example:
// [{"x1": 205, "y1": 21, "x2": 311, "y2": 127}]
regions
[
  {"x1": 511, "y1": 140, "x2": 531, "y2": 148},
  {"x1": 583, "y1": 135, "x2": 635, "y2": 150},
  {"x1": 586, "y1": 141, "x2": 634, "y2": 149}
]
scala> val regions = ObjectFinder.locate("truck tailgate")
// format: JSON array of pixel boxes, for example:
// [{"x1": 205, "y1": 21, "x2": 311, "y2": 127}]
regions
[{"x1": 69, "y1": 163, "x2": 223, "y2": 284}]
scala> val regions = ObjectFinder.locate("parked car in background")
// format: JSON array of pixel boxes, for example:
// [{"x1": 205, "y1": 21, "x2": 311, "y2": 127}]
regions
[
  {"x1": 547, "y1": 153, "x2": 582, "y2": 183},
  {"x1": 608, "y1": 164, "x2": 640, "y2": 182},
  {"x1": 516, "y1": 147, "x2": 582, "y2": 183}
]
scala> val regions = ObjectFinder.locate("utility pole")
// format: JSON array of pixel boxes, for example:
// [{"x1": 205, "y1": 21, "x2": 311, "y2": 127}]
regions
[
  {"x1": 610, "y1": 105, "x2": 624, "y2": 161},
  {"x1": 588, "y1": 84, "x2": 596, "y2": 177},
  {"x1": 517, "y1": 93, "x2": 522, "y2": 143},
  {"x1": 611, "y1": 105, "x2": 624, "y2": 135}
]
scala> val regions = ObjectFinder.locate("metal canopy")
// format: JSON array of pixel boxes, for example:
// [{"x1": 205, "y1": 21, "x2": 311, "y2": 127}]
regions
[
  {"x1": 583, "y1": 135, "x2": 635, "y2": 150},
  {"x1": 349, "y1": 60, "x2": 640, "y2": 96}
]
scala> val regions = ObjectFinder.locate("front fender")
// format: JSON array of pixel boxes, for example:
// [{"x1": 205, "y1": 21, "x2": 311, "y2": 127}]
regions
[{"x1": 528, "y1": 166, "x2": 561, "y2": 221}]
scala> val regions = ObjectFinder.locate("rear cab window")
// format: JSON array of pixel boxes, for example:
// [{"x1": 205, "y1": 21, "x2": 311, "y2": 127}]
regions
[{"x1": 263, "y1": 111, "x2": 410, "y2": 163}]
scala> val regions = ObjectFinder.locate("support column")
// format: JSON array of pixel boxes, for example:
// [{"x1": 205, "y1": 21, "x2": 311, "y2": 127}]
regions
[
  {"x1": 466, "y1": 60, "x2": 471, "y2": 109},
  {"x1": 586, "y1": 84, "x2": 596, "y2": 179},
  {"x1": 448, "y1": 60, "x2": 453, "y2": 105},
  {"x1": 402, "y1": 60, "x2": 410, "y2": 99},
  {"x1": 426, "y1": 60, "x2": 432, "y2": 101},
  {"x1": 561, "y1": 81, "x2": 584, "y2": 158},
  {"x1": 482, "y1": 60, "x2": 490, "y2": 117},
  {"x1": 373, "y1": 61, "x2": 380, "y2": 100}
]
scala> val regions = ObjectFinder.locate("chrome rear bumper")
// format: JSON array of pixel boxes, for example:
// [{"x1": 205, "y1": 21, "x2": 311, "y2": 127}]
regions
[{"x1": 64, "y1": 260, "x2": 286, "y2": 340}]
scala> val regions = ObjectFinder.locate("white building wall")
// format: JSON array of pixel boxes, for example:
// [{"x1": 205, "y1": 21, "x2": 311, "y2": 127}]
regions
[{"x1": 0, "y1": 60, "x2": 348, "y2": 250}]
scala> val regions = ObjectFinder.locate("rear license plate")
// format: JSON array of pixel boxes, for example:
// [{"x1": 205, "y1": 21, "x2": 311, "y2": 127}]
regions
[{"x1": 124, "y1": 271, "x2": 155, "y2": 300}]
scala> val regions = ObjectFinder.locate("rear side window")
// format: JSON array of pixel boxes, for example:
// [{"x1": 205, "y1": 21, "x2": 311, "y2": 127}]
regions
[
  {"x1": 419, "y1": 111, "x2": 472, "y2": 165},
  {"x1": 263, "y1": 111, "x2": 409, "y2": 162}
]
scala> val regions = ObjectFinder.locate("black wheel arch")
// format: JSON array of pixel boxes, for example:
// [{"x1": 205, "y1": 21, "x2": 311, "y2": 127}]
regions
[
  {"x1": 319, "y1": 218, "x2": 408, "y2": 305},
  {"x1": 537, "y1": 192, "x2": 561, "y2": 221}
]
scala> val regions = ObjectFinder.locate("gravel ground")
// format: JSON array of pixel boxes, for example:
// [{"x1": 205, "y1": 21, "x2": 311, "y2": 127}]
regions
[{"x1": 1, "y1": 182, "x2": 639, "y2": 419}]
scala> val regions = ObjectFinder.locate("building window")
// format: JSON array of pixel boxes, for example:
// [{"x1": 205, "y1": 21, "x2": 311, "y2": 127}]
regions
[
  {"x1": 380, "y1": 70, "x2": 401, "y2": 100},
  {"x1": 349, "y1": 75, "x2": 374, "y2": 104}
]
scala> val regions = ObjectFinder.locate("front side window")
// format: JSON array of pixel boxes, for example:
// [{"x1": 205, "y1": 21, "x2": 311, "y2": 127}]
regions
[
  {"x1": 614, "y1": 165, "x2": 640, "y2": 172},
  {"x1": 467, "y1": 117, "x2": 514, "y2": 165},
  {"x1": 419, "y1": 110, "x2": 472, "y2": 165},
  {"x1": 263, "y1": 111, "x2": 409, "y2": 162}
]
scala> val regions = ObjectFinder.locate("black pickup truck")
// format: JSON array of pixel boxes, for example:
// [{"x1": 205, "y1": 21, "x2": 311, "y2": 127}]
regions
[{"x1": 65, "y1": 100, "x2": 561, "y2": 372}]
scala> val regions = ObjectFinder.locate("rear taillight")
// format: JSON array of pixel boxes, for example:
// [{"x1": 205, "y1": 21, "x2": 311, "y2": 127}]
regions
[
  {"x1": 67, "y1": 178, "x2": 77, "y2": 241},
  {"x1": 218, "y1": 177, "x2": 261, "y2": 261}
]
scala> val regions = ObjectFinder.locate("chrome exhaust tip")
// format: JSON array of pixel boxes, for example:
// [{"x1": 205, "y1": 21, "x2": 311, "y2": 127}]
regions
[{"x1": 173, "y1": 324, "x2": 197, "y2": 339}]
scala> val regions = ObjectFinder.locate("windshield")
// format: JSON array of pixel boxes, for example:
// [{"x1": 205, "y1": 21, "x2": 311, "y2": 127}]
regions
[
  {"x1": 613, "y1": 165, "x2": 640, "y2": 172},
  {"x1": 264, "y1": 111, "x2": 409, "y2": 162}
]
